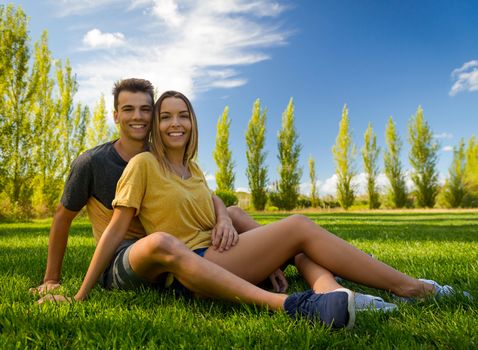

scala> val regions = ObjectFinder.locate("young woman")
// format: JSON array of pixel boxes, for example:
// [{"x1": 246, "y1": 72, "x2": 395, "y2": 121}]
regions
[{"x1": 59, "y1": 91, "x2": 457, "y2": 329}]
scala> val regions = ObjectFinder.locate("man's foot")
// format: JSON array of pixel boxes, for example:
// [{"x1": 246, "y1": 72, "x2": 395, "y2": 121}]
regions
[
  {"x1": 355, "y1": 293, "x2": 397, "y2": 312},
  {"x1": 284, "y1": 288, "x2": 355, "y2": 329}
]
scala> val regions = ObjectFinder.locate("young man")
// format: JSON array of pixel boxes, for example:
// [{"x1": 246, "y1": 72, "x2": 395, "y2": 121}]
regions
[{"x1": 33, "y1": 78, "x2": 360, "y2": 329}]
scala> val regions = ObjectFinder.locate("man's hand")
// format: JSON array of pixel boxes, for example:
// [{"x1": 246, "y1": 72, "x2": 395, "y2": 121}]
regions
[
  {"x1": 29, "y1": 281, "x2": 61, "y2": 295},
  {"x1": 211, "y1": 217, "x2": 239, "y2": 252},
  {"x1": 268, "y1": 269, "x2": 288, "y2": 293},
  {"x1": 37, "y1": 294, "x2": 73, "y2": 305}
]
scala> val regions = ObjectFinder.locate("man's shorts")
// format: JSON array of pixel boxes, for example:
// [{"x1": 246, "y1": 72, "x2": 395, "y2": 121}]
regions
[
  {"x1": 98, "y1": 239, "x2": 161, "y2": 290},
  {"x1": 99, "y1": 239, "x2": 209, "y2": 295}
]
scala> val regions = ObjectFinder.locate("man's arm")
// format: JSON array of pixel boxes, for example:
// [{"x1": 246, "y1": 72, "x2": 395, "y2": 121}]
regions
[{"x1": 30, "y1": 204, "x2": 79, "y2": 294}]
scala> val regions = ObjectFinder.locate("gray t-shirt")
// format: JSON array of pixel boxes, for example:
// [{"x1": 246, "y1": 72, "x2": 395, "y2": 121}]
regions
[{"x1": 60, "y1": 141, "x2": 127, "y2": 211}]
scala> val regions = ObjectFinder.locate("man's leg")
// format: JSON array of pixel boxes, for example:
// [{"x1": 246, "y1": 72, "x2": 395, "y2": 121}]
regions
[{"x1": 226, "y1": 206, "x2": 260, "y2": 233}]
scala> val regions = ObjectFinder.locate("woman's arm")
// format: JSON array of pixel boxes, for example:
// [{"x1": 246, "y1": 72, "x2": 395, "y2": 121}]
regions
[
  {"x1": 211, "y1": 194, "x2": 238, "y2": 252},
  {"x1": 74, "y1": 207, "x2": 135, "y2": 301}
]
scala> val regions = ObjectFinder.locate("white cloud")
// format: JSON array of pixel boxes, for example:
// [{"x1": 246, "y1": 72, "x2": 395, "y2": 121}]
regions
[
  {"x1": 204, "y1": 172, "x2": 217, "y2": 189},
  {"x1": 236, "y1": 187, "x2": 250, "y2": 193},
  {"x1": 316, "y1": 172, "x2": 390, "y2": 198},
  {"x1": 449, "y1": 60, "x2": 478, "y2": 96},
  {"x1": 442, "y1": 145, "x2": 453, "y2": 152},
  {"x1": 69, "y1": 0, "x2": 290, "y2": 107},
  {"x1": 82, "y1": 29, "x2": 125, "y2": 49},
  {"x1": 152, "y1": 0, "x2": 184, "y2": 27},
  {"x1": 319, "y1": 174, "x2": 337, "y2": 197},
  {"x1": 433, "y1": 132, "x2": 453, "y2": 139}
]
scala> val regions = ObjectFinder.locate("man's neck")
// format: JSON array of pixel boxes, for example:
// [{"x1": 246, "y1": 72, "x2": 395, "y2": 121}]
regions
[{"x1": 114, "y1": 138, "x2": 147, "y2": 162}]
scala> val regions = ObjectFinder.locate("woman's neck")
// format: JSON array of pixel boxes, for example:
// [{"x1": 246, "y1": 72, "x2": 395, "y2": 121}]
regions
[{"x1": 166, "y1": 149, "x2": 186, "y2": 166}]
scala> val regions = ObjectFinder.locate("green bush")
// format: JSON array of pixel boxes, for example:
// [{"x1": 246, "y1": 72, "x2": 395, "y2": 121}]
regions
[
  {"x1": 214, "y1": 190, "x2": 238, "y2": 207},
  {"x1": 296, "y1": 196, "x2": 312, "y2": 209}
]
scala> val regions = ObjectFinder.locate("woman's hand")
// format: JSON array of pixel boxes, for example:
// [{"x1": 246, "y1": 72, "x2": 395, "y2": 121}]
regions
[
  {"x1": 268, "y1": 269, "x2": 288, "y2": 293},
  {"x1": 211, "y1": 217, "x2": 239, "y2": 252},
  {"x1": 37, "y1": 294, "x2": 73, "y2": 304}
]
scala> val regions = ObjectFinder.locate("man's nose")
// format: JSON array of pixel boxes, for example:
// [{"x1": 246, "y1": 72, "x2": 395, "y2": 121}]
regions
[{"x1": 132, "y1": 108, "x2": 142, "y2": 119}]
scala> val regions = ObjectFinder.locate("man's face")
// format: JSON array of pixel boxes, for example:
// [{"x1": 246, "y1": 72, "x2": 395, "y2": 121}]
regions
[{"x1": 114, "y1": 91, "x2": 153, "y2": 142}]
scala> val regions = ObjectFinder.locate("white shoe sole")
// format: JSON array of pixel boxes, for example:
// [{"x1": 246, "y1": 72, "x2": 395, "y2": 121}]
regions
[{"x1": 333, "y1": 288, "x2": 356, "y2": 329}]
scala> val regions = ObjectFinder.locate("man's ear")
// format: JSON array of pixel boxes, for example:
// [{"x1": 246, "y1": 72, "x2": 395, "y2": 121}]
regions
[{"x1": 113, "y1": 110, "x2": 119, "y2": 124}]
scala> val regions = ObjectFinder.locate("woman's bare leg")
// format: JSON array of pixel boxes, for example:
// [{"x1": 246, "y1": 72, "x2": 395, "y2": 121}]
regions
[
  {"x1": 204, "y1": 215, "x2": 433, "y2": 298},
  {"x1": 128, "y1": 232, "x2": 286, "y2": 310}
]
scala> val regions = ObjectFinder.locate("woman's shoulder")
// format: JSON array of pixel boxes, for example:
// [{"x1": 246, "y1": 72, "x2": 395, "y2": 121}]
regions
[
  {"x1": 129, "y1": 151, "x2": 157, "y2": 165},
  {"x1": 189, "y1": 160, "x2": 203, "y2": 173}
]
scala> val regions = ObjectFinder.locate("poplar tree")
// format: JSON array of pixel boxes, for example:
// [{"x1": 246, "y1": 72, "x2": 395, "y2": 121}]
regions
[
  {"x1": 245, "y1": 99, "x2": 268, "y2": 210},
  {"x1": 332, "y1": 105, "x2": 355, "y2": 209},
  {"x1": 30, "y1": 31, "x2": 61, "y2": 213},
  {"x1": 55, "y1": 59, "x2": 79, "y2": 176},
  {"x1": 213, "y1": 107, "x2": 236, "y2": 205},
  {"x1": 0, "y1": 5, "x2": 36, "y2": 214},
  {"x1": 71, "y1": 103, "x2": 90, "y2": 161},
  {"x1": 362, "y1": 122, "x2": 380, "y2": 209},
  {"x1": 442, "y1": 139, "x2": 466, "y2": 208},
  {"x1": 384, "y1": 117, "x2": 408, "y2": 208},
  {"x1": 408, "y1": 106, "x2": 439, "y2": 208},
  {"x1": 463, "y1": 136, "x2": 478, "y2": 207},
  {"x1": 277, "y1": 98, "x2": 302, "y2": 210},
  {"x1": 308, "y1": 156, "x2": 319, "y2": 208},
  {"x1": 86, "y1": 94, "x2": 112, "y2": 149}
]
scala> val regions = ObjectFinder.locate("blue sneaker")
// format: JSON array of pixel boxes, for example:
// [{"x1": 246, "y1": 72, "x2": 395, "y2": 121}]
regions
[
  {"x1": 395, "y1": 279, "x2": 473, "y2": 302},
  {"x1": 419, "y1": 279, "x2": 473, "y2": 300},
  {"x1": 284, "y1": 288, "x2": 355, "y2": 329},
  {"x1": 355, "y1": 293, "x2": 398, "y2": 312}
]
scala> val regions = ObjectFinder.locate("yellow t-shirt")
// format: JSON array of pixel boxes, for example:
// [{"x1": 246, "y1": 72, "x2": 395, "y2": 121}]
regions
[
  {"x1": 112, "y1": 152, "x2": 216, "y2": 250},
  {"x1": 86, "y1": 197, "x2": 146, "y2": 242}
]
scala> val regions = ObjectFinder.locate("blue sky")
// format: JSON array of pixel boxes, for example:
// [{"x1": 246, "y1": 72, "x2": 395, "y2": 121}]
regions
[{"x1": 10, "y1": 0, "x2": 478, "y2": 195}]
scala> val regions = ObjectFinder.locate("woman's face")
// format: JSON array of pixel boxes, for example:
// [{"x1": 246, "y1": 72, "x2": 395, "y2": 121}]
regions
[{"x1": 158, "y1": 97, "x2": 192, "y2": 154}]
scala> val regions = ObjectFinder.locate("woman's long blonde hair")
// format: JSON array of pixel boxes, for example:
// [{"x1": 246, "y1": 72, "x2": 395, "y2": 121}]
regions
[{"x1": 150, "y1": 91, "x2": 198, "y2": 173}]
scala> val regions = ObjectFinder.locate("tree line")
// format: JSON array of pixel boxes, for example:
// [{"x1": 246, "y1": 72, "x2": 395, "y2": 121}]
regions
[
  {"x1": 0, "y1": 5, "x2": 116, "y2": 219},
  {"x1": 213, "y1": 98, "x2": 478, "y2": 211}
]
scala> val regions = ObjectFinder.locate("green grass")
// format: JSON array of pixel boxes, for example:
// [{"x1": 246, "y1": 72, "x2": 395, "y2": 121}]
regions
[{"x1": 1, "y1": 211, "x2": 477, "y2": 349}]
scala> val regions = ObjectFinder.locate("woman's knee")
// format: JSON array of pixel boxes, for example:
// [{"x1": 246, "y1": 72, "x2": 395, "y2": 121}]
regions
[
  {"x1": 285, "y1": 214, "x2": 315, "y2": 231},
  {"x1": 144, "y1": 232, "x2": 188, "y2": 265}
]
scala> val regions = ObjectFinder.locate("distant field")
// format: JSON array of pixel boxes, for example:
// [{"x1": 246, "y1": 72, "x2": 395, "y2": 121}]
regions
[{"x1": 1, "y1": 211, "x2": 477, "y2": 349}]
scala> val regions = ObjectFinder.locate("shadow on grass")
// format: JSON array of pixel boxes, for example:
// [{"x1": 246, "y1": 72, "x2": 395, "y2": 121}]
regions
[{"x1": 0, "y1": 222, "x2": 92, "y2": 238}]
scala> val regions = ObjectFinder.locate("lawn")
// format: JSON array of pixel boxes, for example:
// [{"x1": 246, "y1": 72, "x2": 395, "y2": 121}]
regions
[{"x1": 0, "y1": 211, "x2": 477, "y2": 349}]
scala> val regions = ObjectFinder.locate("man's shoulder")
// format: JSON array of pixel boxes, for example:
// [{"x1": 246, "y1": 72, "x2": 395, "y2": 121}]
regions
[
  {"x1": 73, "y1": 141, "x2": 118, "y2": 166},
  {"x1": 82, "y1": 141, "x2": 116, "y2": 159}
]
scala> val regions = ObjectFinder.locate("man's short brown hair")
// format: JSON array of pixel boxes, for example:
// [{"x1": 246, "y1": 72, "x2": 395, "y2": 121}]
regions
[{"x1": 112, "y1": 78, "x2": 154, "y2": 111}]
